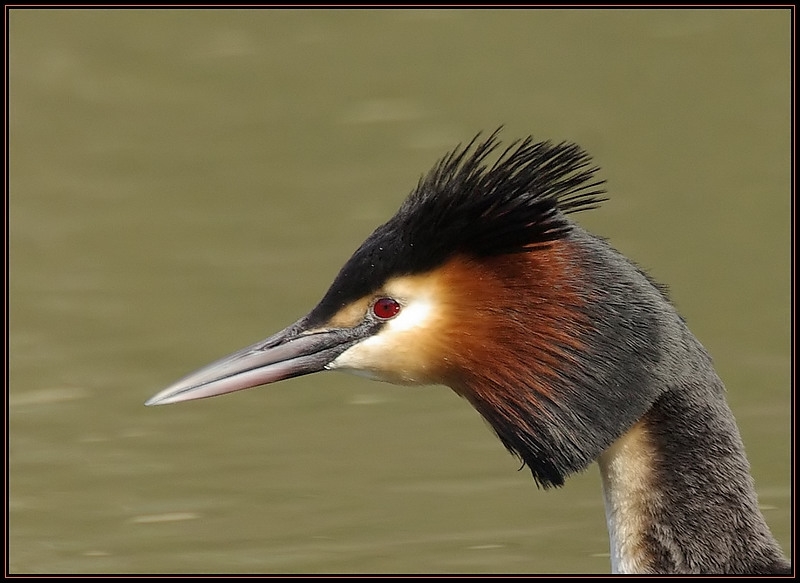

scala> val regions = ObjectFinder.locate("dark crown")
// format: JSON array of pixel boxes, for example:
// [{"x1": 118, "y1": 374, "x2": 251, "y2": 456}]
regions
[{"x1": 310, "y1": 130, "x2": 606, "y2": 322}]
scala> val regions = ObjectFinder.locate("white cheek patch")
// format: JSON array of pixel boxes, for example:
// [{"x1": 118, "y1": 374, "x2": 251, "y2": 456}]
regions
[
  {"x1": 347, "y1": 297, "x2": 434, "y2": 352},
  {"x1": 327, "y1": 297, "x2": 437, "y2": 383},
  {"x1": 385, "y1": 298, "x2": 433, "y2": 332}
]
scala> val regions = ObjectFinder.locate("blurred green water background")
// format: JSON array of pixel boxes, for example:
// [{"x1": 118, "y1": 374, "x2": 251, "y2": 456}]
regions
[{"x1": 9, "y1": 8, "x2": 791, "y2": 574}]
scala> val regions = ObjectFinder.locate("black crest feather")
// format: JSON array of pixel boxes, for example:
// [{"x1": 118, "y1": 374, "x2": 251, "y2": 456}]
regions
[
  {"x1": 400, "y1": 129, "x2": 606, "y2": 259},
  {"x1": 309, "y1": 130, "x2": 606, "y2": 323}
]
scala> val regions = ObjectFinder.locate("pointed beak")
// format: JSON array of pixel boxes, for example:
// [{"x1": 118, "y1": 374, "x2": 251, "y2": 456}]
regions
[{"x1": 145, "y1": 319, "x2": 369, "y2": 406}]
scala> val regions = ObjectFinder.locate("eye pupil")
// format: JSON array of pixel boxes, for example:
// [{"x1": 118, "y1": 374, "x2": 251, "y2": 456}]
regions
[{"x1": 373, "y1": 297, "x2": 401, "y2": 320}]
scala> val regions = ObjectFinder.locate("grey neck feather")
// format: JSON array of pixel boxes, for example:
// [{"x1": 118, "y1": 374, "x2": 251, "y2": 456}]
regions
[{"x1": 598, "y1": 379, "x2": 789, "y2": 574}]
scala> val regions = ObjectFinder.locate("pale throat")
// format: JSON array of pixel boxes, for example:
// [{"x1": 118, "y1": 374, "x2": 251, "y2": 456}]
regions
[{"x1": 597, "y1": 421, "x2": 659, "y2": 574}]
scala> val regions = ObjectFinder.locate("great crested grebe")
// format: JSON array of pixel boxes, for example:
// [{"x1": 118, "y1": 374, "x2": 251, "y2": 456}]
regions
[{"x1": 147, "y1": 132, "x2": 790, "y2": 574}]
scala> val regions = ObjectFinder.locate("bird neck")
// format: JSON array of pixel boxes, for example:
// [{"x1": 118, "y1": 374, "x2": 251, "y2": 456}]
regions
[{"x1": 597, "y1": 383, "x2": 789, "y2": 574}]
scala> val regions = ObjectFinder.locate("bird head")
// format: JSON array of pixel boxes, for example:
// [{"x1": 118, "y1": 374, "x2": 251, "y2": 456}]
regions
[{"x1": 147, "y1": 131, "x2": 666, "y2": 488}]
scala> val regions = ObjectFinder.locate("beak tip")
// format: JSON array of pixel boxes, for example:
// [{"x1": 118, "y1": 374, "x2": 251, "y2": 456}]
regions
[
  {"x1": 144, "y1": 387, "x2": 182, "y2": 406},
  {"x1": 144, "y1": 394, "x2": 165, "y2": 406}
]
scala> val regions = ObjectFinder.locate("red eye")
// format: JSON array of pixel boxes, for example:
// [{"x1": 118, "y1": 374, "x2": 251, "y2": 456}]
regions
[{"x1": 372, "y1": 297, "x2": 401, "y2": 320}]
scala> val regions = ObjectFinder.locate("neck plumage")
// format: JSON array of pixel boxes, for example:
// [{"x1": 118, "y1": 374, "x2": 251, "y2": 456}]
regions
[
  {"x1": 441, "y1": 230, "x2": 788, "y2": 573},
  {"x1": 598, "y1": 381, "x2": 789, "y2": 574}
]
